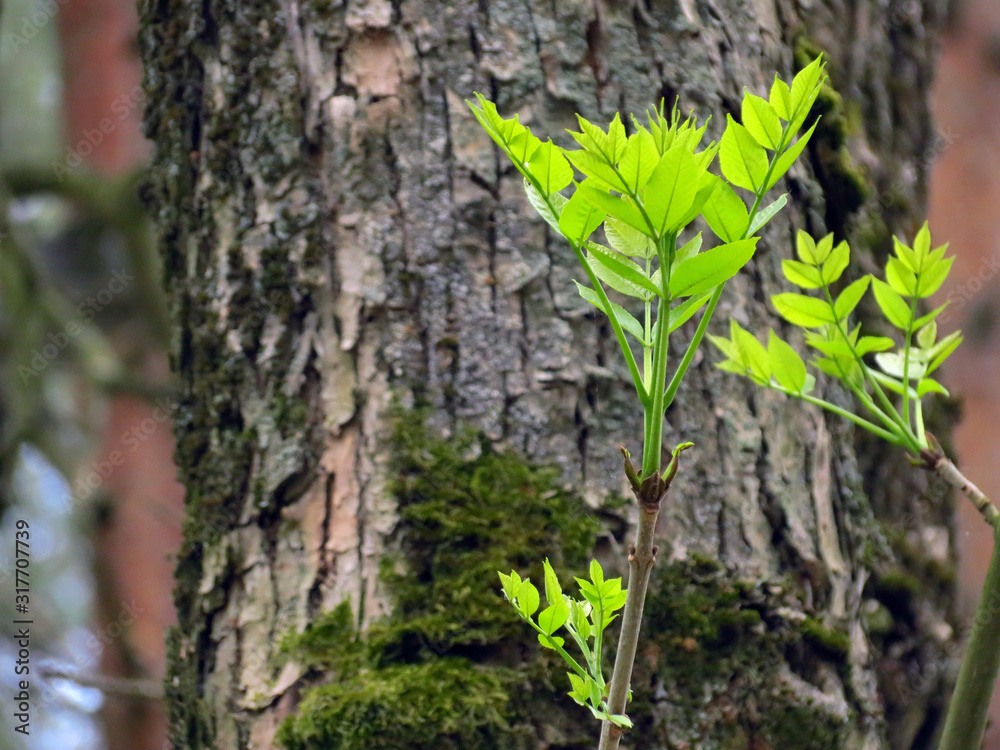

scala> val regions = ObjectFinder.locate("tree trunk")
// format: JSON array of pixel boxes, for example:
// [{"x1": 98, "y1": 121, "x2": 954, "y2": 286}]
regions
[{"x1": 139, "y1": 1, "x2": 956, "y2": 748}]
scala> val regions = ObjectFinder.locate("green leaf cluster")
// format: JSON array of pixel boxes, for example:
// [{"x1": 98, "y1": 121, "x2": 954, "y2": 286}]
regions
[
  {"x1": 499, "y1": 559, "x2": 632, "y2": 728},
  {"x1": 711, "y1": 224, "x2": 962, "y2": 451},
  {"x1": 468, "y1": 56, "x2": 826, "y2": 479}
]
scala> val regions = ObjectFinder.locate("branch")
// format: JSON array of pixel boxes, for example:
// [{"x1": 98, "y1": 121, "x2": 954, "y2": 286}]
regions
[
  {"x1": 40, "y1": 666, "x2": 163, "y2": 700},
  {"x1": 937, "y1": 526, "x2": 1000, "y2": 749},
  {"x1": 919, "y1": 435, "x2": 1000, "y2": 527},
  {"x1": 598, "y1": 445, "x2": 689, "y2": 750}
]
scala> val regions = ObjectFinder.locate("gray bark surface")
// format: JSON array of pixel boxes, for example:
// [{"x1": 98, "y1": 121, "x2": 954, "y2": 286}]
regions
[{"x1": 139, "y1": 0, "x2": 956, "y2": 747}]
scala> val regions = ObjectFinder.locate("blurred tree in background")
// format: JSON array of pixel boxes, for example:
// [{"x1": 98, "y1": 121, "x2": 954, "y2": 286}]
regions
[{"x1": 0, "y1": 0, "x2": 178, "y2": 748}]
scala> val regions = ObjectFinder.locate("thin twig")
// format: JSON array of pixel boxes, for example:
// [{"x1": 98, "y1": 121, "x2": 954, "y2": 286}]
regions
[
  {"x1": 918, "y1": 436, "x2": 1000, "y2": 749},
  {"x1": 40, "y1": 666, "x2": 163, "y2": 700},
  {"x1": 598, "y1": 447, "x2": 687, "y2": 750},
  {"x1": 919, "y1": 435, "x2": 1000, "y2": 526}
]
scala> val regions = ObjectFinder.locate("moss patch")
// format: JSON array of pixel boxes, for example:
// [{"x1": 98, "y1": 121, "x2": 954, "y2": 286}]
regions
[
  {"x1": 628, "y1": 556, "x2": 853, "y2": 749},
  {"x1": 276, "y1": 411, "x2": 601, "y2": 749}
]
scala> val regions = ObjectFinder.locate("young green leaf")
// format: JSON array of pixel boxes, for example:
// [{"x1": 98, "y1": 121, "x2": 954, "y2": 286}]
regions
[
  {"x1": 644, "y1": 145, "x2": 701, "y2": 234},
  {"x1": 570, "y1": 114, "x2": 614, "y2": 161},
  {"x1": 871, "y1": 278, "x2": 911, "y2": 329},
  {"x1": 789, "y1": 56, "x2": 826, "y2": 125},
  {"x1": 564, "y1": 149, "x2": 625, "y2": 192},
  {"x1": 833, "y1": 276, "x2": 871, "y2": 320},
  {"x1": 516, "y1": 580, "x2": 540, "y2": 617},
  {"x1": 527, "y1": 141, "x2": 574, "y2": 194},
  {"x1": 856, "y1": 335, "x2": 896, "y2": 355},
  {"x1": 768, "y1": 330, "x2": 807, "y2": 392},
  {"x1": 893, "y1": 236, "x2": 919, "y2": 271},
  {"x1": 574, "y1": 281, "x2": 648, "y2": 342},
  {"x1": 820, "y1": 240, "x2": 850, "y2": 284},
  {"x1": 576, "y1": 183, "x2": 651, "y2": 237},
  {"x1": 913, "y1": 302, "x2": 950, "y2": 329},
  {"x1": 885, "y1": 255, "x2": 918, "y2": 296},
  {"x1": 669, "y1": 238, "x2": 758, "y2": 298},
  {"x1": 876, "y1": 351, "x2": 927, "y2": 381},
  {"x1": 543, "y1": 558, "x2": 563, "y2": 605},
  {"x1": 747, "y1": 193, "x2": 788, "y2": 236},
  {"x1": 567, "y1": 673, "x2": 588, "y2": 705},
  {"x1": 538, "y1": 633, "x2": 566, "y2": 650},
  {"x1": 524, "y1": 180, "x2": 566, "y2": 233},
  {"x1": 668, "y1": 292, "x2": 712, "y2": 332},
  {"x1": 782, "y1": 259, "x2": 824, "y2": 289},
  {"x1": 770, "y1": 75, "x2": 793, "y2": 120},
  {"x1": 589, "y1": 559, "x2": 605, "y2": 588},
  {"x1": 538, "y1": 602, "x2": 570, "y2": 635},
  {"x1": 605, "y1": 217, "x2": 654, "y2": 259},
  {"x1": 926, "y1": 330, "x2": 963, "y2": 374},
  {"x1": 558, "y1": 189, "x2": 605, "y2": 244},
  {"x1": 508, "y1": 129, "x2": 543, "y2": 164},
  {"x1": 498, "y1": 571, "x2": 518, "y2": 601},
  {"x1": 702, "y1": 178, "x2": 749, "y2": 242},
  {"x1": 916, "y1": 320, "x2": 938, "y2": 350},
  {"x1": 772, "y1": 292, "x2": 837, "y2": 327},
  {"x1": 677, "y1": 171, "x2": 720, "y2": 228},
  {"x1": 742, "y1": 92, "x2": 782, "y2": 149},
  {"x1": 575, "y1": 578, "x2": 601, "y2": 608},
  {"x1": 720, "y1": 114, "x2": 769, "y2": 191},
  {"x1": 618, "y1": 128, "x2": 659, "y2": 192},
  {"x1": 733, "y1": 324, "x2": 770, "y2": 382},
  {"x1": 913, "y1": 221, "x2": 931, "y2": 261},
  {"x1": 796, "y1": 230, "x2": 820, "y2": 265},
  {"x1": 917, "y1": 378, "x2": 950, "y2": 397},
  {"x1": 587, "y1": 243, "x2": 661, "y2": 298},
  {"x1": 916, "y1": 254, "x2": 954, "y2": 297},
  {"x1": 765, "y1": 120, "x2": 818, "y2": 191},
  {"x1": 674, "y1": 232, "x2": 704, "y2": 264}
]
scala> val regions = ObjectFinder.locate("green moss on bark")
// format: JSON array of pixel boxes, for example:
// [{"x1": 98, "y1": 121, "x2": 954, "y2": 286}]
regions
[{"x1": 276, "y1": 411, "x2": 602, "y2": 749}]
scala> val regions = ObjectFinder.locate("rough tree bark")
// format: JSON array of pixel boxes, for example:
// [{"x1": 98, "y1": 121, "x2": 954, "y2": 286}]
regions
[{"x1": 139, "y1": 1, "x2": 957, "y2": 748}]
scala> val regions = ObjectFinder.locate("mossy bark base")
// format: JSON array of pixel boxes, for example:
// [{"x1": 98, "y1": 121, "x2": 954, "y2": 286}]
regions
[{"x1": 138, "y1": 0, "x2": 956, "y2": 748}]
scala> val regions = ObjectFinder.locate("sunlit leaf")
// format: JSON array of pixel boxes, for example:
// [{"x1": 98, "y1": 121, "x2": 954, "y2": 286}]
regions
[
  {"x1": 618, "y1": 128, "x2": 659, "y2": 192},
  {"x1": 574, "y1": 281, "x2": 647, "y2": 342},
  {"x1": 587, "y1": 243, "x2": 661, "y2": 298},
  {"x1": 558, "y1": 189, "x2": 605, "y2": 244},
  {"x1": 702, "y1": 178, "x2": 749, "y2": 242},
  {"x1": 833, "y1": 276, "x2": 871, "y2": 320},
  {"x1": 820, "y1": 240, "x2": 850, "y2": 284},
  {"x1": 782, "y1": 259, "x2": 823, "y2": 289},
  {"x1": 747, "y1": 193, "x2": 787, "y2": 236},
  {"x1": 538, "y1": 602, "x2": 570, "y2": 635},
  {"x1": 871, "y1": 278, "x2": 911, "y2": 329},
  {"x1": 527, "y1": 141, "x2": 575, "y2": 194},
  {"x1": 773, "y1": 292, "x2": 836, "y2": 327},
  {"x1": 605, "y1": 217, "x2": 654, "y2": 259},
  {"x1": 524, "y1": 179, "x2": 566, "y2": 233},
  {"x1": 768, "y1": 330, "x2": 807, "y2": 392},
  {"x1": 765, "y1": 120, "x2": 818, "y2": 191},
  {"x1": 517, "y1": 580, "x2": 540, "y2": 617},
  {"x1": 742, "y1": 92, "x2": 782, "y2": 149},
  {"x1": 645, "y1": 145, "x2": 701, "y2": 234},
  {"x1": 669, "y1": 238, "x2": 758, "y2": 298},
  {"x1": 720, "y1": 115, "x2": 769, "y2": 191}
]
